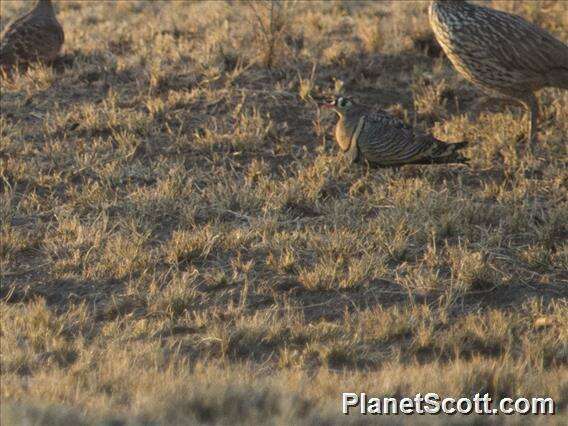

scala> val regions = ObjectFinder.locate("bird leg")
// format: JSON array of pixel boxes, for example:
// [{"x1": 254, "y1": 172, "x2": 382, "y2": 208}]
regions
[
  {"x1": 482, "y1": 92, "x2": 539, "y2": 148},
  {"x1": 522, "y1": 93, "x2": 539, "y2": 146},
  {"x1": 346, "y1": 139, "x2": 359, "y2": 165}
]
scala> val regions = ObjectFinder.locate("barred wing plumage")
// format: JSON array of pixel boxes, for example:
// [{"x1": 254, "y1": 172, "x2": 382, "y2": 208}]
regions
[{"x1": 355, "y1": 111, "x2": 441, "y2": 166}]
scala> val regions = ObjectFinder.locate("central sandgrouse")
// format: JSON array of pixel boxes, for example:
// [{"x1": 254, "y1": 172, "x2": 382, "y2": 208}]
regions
[
  {"x1": 429, "y1": 0, "x2": 568, "y2": 145},
  {"x1": 0, "y1": 0, "x2": 64, "y2": 73},
  {"x1": 323, "y1": 97, "x2": 469, "y2": 167}
]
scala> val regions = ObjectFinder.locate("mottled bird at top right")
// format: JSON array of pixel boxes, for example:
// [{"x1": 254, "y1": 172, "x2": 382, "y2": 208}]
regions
[{"x1": 429, "y1": 0, "x2": 568, "y2": 146}]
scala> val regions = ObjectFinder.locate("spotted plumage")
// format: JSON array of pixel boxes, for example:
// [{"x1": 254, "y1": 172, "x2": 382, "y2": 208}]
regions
[
  {"x1": 323, "y1": 97, "x2": 469, "y2": 167},
  {"x1": 1, "y1": 0, "x2": 64, "y2": 73},
  {"x1": 429, "y1": 0, "x2": 568, "y2": 144}
]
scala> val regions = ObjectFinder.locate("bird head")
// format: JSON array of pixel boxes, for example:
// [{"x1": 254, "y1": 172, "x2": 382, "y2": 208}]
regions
[
  {"x1": 321, "y1": 96, "x2": 356, "y2": 117},
  {"x1": 35, "y1": 0, "x2": 55, "y2": 13}
]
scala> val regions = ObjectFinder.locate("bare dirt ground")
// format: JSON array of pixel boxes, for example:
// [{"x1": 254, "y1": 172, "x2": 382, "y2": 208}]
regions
[{"x1": 1, "y1": 1, "x2": 567, "y2": 424}]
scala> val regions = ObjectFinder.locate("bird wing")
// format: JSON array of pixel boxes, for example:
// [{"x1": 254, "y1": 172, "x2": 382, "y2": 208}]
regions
[
  {"x1": 356, "y1": 111, "x2": 437, "y2": 165},
  {"x1": 465, "y1": 5, "x2": 568, "y2": 77},
  {"x1": 502, "y1": 12, "x2": 566, "y2": 70}
]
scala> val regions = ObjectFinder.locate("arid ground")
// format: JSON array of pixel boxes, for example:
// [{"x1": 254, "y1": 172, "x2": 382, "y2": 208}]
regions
[{"x1": 1, "y1": 1, "x2": 567, "y2": 424}]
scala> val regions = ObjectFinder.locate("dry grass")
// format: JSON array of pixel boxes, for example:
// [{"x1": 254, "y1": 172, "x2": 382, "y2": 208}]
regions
[{"x1": 1, "y1": 0, "x2": 567, "y2": 424}]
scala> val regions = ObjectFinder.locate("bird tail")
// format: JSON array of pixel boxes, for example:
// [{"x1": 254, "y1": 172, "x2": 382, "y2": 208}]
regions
[{"x1": 412, "y1": 140, "x2": 469, "y2": 165}]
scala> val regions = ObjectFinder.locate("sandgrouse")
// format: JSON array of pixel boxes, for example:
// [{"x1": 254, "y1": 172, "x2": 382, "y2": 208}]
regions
[
  {"x1": 429, "y1": 0, "x2": 568, "y2": 145},
  {"x1": 323, "y1": 97, "x2": 469, "y2": 167},
  {"x1": 0, "y1": 0, "x2": 64, "y2": 73}
]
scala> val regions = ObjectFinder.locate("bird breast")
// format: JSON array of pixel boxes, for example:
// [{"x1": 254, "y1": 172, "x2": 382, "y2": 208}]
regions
[{"x1": 335, "y1": 117, "x2": 356, "y2": 152}]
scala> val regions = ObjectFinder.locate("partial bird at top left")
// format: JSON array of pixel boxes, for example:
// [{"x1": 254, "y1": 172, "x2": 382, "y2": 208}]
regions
[{"x1": 1, "y1": 0, "x2": 64, "y2": 74}]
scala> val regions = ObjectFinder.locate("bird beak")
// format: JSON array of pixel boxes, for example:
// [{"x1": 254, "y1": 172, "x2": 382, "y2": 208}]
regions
[{"x1": 320, "y1": 100, "x2": 335, "y2": 109}]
